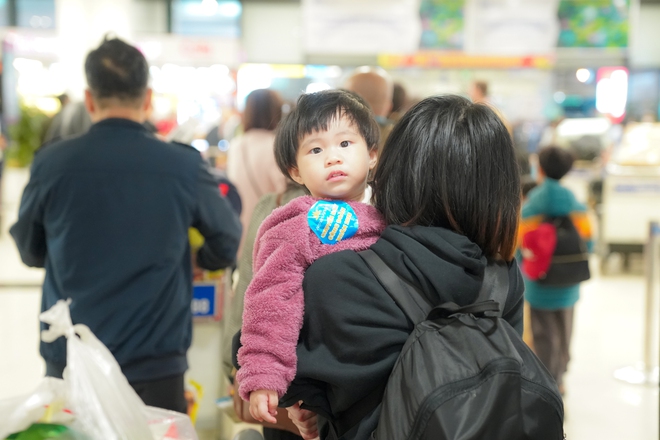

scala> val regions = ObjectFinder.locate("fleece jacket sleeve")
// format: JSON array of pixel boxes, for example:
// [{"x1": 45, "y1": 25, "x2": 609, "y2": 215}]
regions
[{"x1": 236, "y1": 231, "x2": 309, "y2": 401}]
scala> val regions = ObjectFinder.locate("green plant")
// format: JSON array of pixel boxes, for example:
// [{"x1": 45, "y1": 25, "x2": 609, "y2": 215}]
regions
[{"x1": 6, "y1": 103, "x2": 49, "y2": 167}]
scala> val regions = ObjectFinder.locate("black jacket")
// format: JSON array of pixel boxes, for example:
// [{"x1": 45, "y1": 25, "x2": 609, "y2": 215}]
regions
[
  {"x1": 10, "y1": 118, "x2": 241, "y2": 382},
  {"x1": 280, "y1": 225, "x2": 524, "y2": 440}
]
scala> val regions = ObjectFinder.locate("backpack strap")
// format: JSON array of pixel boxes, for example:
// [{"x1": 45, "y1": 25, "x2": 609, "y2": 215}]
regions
[
  {"x1": 426, "y1": 258, "x2": 510, "y2": 320},
  {"x1": 475, "y1": 258, "x2": 510, "y2": 309},
  {"x1": 328, "y1": 249, "x2": 428, "y2": 439},
  {"x1": 359, "y1": 249, "x2": 433, "y2": 325}
]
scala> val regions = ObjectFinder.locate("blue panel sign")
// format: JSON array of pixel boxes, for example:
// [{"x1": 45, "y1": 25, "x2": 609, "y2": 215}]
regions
[
  {"x1": 192, "y1": 283, "x2": 217, "y2": 318},
  {"x1": 614, "y1": 184, "x2": 660, "y2": 194}
]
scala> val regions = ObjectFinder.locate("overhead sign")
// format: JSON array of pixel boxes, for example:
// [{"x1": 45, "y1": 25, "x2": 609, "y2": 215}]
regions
[
  {"x1": 378, "y1": 52, "x2": 554, "y2": 69},
  {"x1": 463, "y1": 0, "x2": 560, "y2": 55},
  {"x1": 302, "y1": 0, "x2": 421, "y2": 54}
]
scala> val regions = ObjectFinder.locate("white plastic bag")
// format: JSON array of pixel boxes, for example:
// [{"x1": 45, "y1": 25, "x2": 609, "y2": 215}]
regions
[
  {"x1": 145, "y1": 407, "x2": 200, "y2": 440},
  {"x1": 40, "y1": 299, "x2": 153, "y2": 440},
  {"x1": 0, "y1": 299, "x2": 198, "y2": 440},
  {"x1": 0, "y1": 377, "x2": 69, "y2": 439}
]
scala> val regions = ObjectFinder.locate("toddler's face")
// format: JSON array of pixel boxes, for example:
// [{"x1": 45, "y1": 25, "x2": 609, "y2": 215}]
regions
[{"x1": 290, "y1": 115, "x2": 376, "y2": 202}]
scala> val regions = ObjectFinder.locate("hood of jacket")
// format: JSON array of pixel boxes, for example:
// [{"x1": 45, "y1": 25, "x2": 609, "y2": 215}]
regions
[{"x1": 371, "y1": 225, "x2": 490, "y2": 307}]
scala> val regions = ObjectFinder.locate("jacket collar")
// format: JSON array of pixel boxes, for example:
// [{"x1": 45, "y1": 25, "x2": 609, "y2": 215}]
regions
[{"x1": 89, "y1": 118, "x2": 148, "y2": 133}]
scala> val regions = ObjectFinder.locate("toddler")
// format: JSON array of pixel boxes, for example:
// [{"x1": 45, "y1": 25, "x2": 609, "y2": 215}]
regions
[{"x1": 236, "y1": 90, "x2": 386, "y2": 423}]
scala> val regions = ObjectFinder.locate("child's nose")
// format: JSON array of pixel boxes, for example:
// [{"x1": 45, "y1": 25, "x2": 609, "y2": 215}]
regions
[{"x1": 326, "y1": 150, "x2": 343, "y2": 165}]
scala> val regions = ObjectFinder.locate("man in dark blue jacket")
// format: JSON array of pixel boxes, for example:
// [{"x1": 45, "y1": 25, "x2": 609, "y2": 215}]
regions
[{"x1": 10, "y1": 37, "x2": 241, "y2": 413}]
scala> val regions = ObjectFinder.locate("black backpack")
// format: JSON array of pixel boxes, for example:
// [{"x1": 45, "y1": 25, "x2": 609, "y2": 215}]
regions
[
  {"x1": 346, "y1": 250, "x2": 565, "y2": 440},
  {"x1": 537, "y1": 216, "x2": 590, "y2": 287}
]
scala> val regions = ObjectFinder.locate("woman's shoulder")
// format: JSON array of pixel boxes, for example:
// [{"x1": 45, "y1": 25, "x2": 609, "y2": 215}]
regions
[
  {"x1": 305, "y1": 249, "x2": 373, "y2": 290},
  {"x1": 303, "y1": 248, "x2": 391, "y2": 305},
  {"x1": 308, "y1": 247, "x2": 367, "y2": 270}
]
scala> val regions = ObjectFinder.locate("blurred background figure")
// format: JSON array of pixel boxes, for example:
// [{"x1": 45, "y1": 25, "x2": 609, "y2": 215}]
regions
[
  {"x1": 389, "y1": 82, "x2": 408, "y2": 123},
  {"x1": 344, "y1": 66, "x2": 394, "y2": 148},
  {"x1": 42, "y1": 93, "x2": 92, "y2": 144},
  {"x1": 518, "y1": 146, "x2": 594, "y2": 396},
  {"x1": 469, "y1": 80, "x2": 489, "y2": 104},
  {"x1": 226, "y1": 88, "x2": 287, "y2": 259}
]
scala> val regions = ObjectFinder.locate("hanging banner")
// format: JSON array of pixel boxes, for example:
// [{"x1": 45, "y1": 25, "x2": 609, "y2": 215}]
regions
[
  {"x1": 557, "y1": 0, "x2": 629, "y2": 48},
  {"x1": 463, "y1": 0, "x2": 559, "y2": 55},
  {"x1": 420, "y1": 0, "x2": 465, "y2": 50},
  {"x1": 302, "y1": 0, "x2": 421, "y2": 55}
]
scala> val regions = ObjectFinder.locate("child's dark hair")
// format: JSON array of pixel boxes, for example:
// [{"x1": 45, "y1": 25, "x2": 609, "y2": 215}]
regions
[
  {"x1": 538, "y1": 146, "x2": 575, "y2": 180},
  {"x1": 274, "y1": 89, "x2": 379, "y2": 178},
  {"x1": 372, "y1": 95, "x2": 521, "y2": 260}
]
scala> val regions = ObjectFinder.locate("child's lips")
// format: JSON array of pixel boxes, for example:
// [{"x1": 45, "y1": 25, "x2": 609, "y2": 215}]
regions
[{"x1": 327, "y1": 171, "x2": 347, "y2": 181}]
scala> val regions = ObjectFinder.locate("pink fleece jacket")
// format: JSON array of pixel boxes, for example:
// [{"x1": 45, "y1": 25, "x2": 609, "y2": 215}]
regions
[{"x1": 237, "y1": 195, "x2": 386, "y2": 401}]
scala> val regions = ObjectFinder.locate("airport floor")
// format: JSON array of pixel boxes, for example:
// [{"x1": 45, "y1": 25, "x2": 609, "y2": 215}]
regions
[{"x1": 0, "y1": 167, "x2": 657, "y2": 439}]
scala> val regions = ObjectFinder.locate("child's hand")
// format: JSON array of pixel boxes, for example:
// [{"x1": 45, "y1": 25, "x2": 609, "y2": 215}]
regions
[
  {"x1": 287, "y1": 401, "x2": 319, "y2": 440},
  {"x1": 249, "y1": 389, "x2": 279, "y2": 424}
]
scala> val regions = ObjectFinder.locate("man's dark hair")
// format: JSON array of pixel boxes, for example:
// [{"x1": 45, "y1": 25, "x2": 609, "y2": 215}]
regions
[
  {"x1": 85, "y1": 37, "x2": 149, "y2": 107},
  {"x1": 243, "y1": 89, "x2": 283, "y2": 132},
  {"x1": 538, "y1": 146, "x2": 575, "y2": 180},
  {"x1": 274, "y1": 89, "x2": 379, "y2": 178},
  {"x1": 372, "y1": 94, "x2": 521, "y2": 260}
]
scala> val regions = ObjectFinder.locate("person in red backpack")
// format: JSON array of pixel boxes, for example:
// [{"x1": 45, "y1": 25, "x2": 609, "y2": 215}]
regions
[{"x1": 518, "y1": 146, "x2": 593, "y2": 395}]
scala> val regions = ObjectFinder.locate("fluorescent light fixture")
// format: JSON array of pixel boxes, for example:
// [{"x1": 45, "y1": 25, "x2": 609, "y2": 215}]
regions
[
  {"x1": 192, "y1": 139, "x2": 210, "y2": 152},
  {"x1": 218, "y1": 1, "x2": 241, "y2": 18},
  {"x1": 596, "y1": 68, "x2": 628, "y2": 121},
  {"x1": 305, "y1": 82, "x2": 332, "y2": 94},
  {"x1": 237, "y1": 64, "x2": 273, "y2": 111},
  {"x1": 556, "y1": 118, "x2": 611, "y2": 138},
  {"x1": 576, "y1": 68, "x2": 591, "y2": 83},
  {"x1": 304, "y1": 65, "x2": 343, "y2": 79},
  {"x1": 201, "y1": 0, "x2": 219, "y2": 16},
  {"x1": 13, "y1": 58, "x2": 43, "y2": 73}
]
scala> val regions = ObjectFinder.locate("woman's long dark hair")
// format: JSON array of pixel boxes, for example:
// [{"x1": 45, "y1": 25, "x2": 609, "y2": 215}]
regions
[
  {"x1": 242, "y1": 89, "x2": 284, "y2": 132},
  {"x1": 372, "y1": 95, "x2": 521, "y2": 260}
]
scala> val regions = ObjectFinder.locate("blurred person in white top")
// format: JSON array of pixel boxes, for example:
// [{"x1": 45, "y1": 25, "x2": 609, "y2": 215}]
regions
[{"x1": 226, "y1": 89, "x2": 288, "y2": 258}]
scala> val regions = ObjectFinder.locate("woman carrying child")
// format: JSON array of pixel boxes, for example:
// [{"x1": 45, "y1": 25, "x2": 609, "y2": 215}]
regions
[{"x1": 280, "y1": 94, "x2": 526, "y2": 439}]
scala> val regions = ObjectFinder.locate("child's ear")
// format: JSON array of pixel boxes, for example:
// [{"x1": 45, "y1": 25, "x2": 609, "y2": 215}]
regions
[
  {"x1": 368, "y1": 147, "x2": 378, "y2": 170},
  {"x1": 289, "y1": 167, "x2": 305, "y2": 185}
]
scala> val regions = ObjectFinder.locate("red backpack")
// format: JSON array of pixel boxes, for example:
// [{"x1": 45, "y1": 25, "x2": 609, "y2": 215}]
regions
[
  {"x1": 522, "y1": 216, "x2": 590, "y2": 286},
  {"x1": 521, "y1": 222, "x2": 556, "y2": 280}
]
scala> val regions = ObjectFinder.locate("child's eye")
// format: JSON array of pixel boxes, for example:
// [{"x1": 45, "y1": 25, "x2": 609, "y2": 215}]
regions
[
  {"x1": 340, "y1": 140, "x2": 351, "y2": 148},
  {"x1": 310, "y1": 147, "x2": 322, "y2": 154}
]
